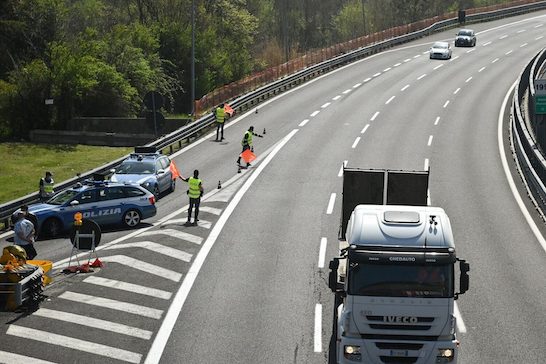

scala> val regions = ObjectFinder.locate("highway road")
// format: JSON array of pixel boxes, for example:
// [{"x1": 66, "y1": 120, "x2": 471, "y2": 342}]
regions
[{"x1": 1, "y1": 10, "x2": 546, "y2": 364}]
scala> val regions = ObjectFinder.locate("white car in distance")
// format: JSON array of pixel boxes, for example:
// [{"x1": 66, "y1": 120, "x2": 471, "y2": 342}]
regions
[{"x1": 429, "y1": 41, "x2": 452, "y2": 60}]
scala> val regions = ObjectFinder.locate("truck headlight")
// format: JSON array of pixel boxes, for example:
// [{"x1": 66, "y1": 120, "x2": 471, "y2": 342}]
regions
[
  {"x1": 344, "y1": 345, "x2": 361, "y2": 361},
  {"x1": 436, "y1": 348, "x2": 454, "y2": 362}
]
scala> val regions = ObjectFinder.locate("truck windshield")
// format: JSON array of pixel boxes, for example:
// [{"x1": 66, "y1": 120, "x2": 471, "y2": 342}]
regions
[{"x1": 348, "y1": 263, "x2": 453, "y2": 298}]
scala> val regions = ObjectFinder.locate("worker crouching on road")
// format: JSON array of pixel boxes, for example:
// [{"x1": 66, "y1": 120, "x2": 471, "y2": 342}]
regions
[
  {"x1": 236, "y1": 126, "x2": 263, "y2": 167},
  {"x1": 179, "y1": 170, "x2": 204, "y2": 225},
  {"x1": 39, "y1": 171, "x2": 55, "y2": 202}
]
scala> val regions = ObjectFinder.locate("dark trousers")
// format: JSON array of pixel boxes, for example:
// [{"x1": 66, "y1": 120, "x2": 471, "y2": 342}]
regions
[
  {"x1": 19, "y1": 244, "x2": 37, "y2": 260},
  {"x1": 188, "y1": 197, "x2": 200, "y2": 221},
  {"x1": 237, "y1": 145, "x2": 251, "y2": 166},
  {"x1": 216, "y1": 122, "x2": 224, "y2": 140}
]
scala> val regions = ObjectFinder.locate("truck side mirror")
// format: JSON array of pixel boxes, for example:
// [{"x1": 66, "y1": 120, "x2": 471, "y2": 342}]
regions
[
  {"x1": 328, "y1": 259, "x2": 339, "y2": 292},
  {"x1": 456, "y1": 259, "x2": 470, "y2": 299}
]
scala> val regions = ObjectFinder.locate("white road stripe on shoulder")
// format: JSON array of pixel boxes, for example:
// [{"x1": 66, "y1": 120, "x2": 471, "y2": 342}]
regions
[
  {"x1": 100, "y1": 255, "x2": 182, "y2": 282},
  {"x1": 83, "y1": 276, "x2": 172, "y2": 300},
  {"x1": 326, "y1": 193, "x2": 336, "y2": 215},
  {"x1": 34, "y1": 307, "x2": 153, "y2": 339},
  {"x1": 0, "y1": 350, "x2": 57, "y2": 364},
  {"x1": 7, "y1": 325, "x2": 142, "y2": 364},
  {"x1": 105, "y1": 241, "x2": 192, "y2": 262},
  {"x1": 453, "y1": 302, "x2": 467, "y2": 333},
  {"x1": 199, "y1": 206, "x2": 222, "y2": 215},
  {"x1": 338, "y1": 161, "x2": 348, "y2": 177},
  {"x1": 424, "y1": 158, "x2": 429, "y2": 171},
  {"x1": 314, "y1": 304, "x2": 323, "y2": 352},
  {"x1": 139, "y1": 229, "x2": 202, "y2": 245},
  {"x1": 318, "y1": 238, "x2": 327, "y2": 269}
]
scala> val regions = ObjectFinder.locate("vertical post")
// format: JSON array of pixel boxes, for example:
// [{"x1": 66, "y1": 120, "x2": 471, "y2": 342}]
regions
[{"x1": 191, "y1": 0, "x2": 196, "y2": 117}]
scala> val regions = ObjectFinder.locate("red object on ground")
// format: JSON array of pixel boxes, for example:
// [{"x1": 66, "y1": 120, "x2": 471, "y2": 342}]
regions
[{"x1": 240, "y1": 149, "x2": 256, "y2": 164}]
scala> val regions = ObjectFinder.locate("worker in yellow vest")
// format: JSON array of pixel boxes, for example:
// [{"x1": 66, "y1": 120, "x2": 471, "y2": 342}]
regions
[
  {"x1": 39, "y1": 171, "x2": 55, "y2": 202},
  {"x1": 215, "y1": 103, "x2": 226, "y2": 141},
  {"x1": 180, "y1": 169, "x2": 204, "y2": 225},
  {"x1": 236, "y1": 126, "x2": 263, "y2": 167}
]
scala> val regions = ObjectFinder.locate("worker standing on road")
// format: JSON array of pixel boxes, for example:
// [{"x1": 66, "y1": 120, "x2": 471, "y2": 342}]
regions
[
  {"x1": 179, "y1": 170, "x2": 204, "y2": 225},
  {"x1": 13, "y1": 210, "x2": 37, "y2": 260},
  {"x1": 39, "y1": 171, "x2": 55, "y2": 202},
  {"x1": 215, "y1": 103, "x2": 226, "y2": 141},
  {"x1": 236, "y1": 126, "x2": 263, "y2": 167}
]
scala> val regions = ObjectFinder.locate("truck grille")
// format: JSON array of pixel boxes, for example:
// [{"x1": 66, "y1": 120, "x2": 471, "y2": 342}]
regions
[
  {"x1": 380, "y1": 356, "x2": 418, "y2": 363},
  {"x1": 375, "y1": 342, "x2": 424, "y2": 350}
]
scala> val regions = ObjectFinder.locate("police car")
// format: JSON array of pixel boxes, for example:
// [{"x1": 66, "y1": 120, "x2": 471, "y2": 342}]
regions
[
  {"x1": 25, "y1": 179, "x2": 157, "y2": 238},
  {"x1": 110, "y1": 146, "x2": 175, "y2": 199}
]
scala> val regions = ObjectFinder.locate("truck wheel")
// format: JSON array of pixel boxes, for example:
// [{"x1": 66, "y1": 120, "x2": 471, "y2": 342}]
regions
[
  {"x1": 123, "y1": 209, "x2": 141, "y2": 228},
  {"x1": 42, "y1": 218, "x2": 63, "y2": 238}
]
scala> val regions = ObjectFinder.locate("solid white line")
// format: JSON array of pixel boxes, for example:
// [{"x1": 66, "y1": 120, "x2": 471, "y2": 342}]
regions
[
  {"x1": 338, "y1": 161, "x2": 348, "y2": 177},
  {"x1": 318, "y1": 238, "x2": 327, "y2": 269},
  {"x1": 394, "y1": 63, "x2": 401, "y2": 67},
  {"x1": 353, "y1": 83, "x2": 362, "y2": 88},
  {"x1": 506, "y1": 50, "x2": 513, "y2": 55},
  {"x1": 139, "y1": 229, "x2": 202, "y2": 245},
  {"x1": 492, "y1": 58, "x2": 499, "y2": 63},
  {"x1": 314, "y1": 304, "x2": 323, "y2": 352},
  {"x1": 383, "y1": 67, "x2": 392, "y2": 72},
  {"x1": 363, "y1": 77, "x2": 371, "y2": 82},
  {"x1": 342, "y1": 89, "x2": 351, "y2": 94},
  {"x1": 417, "y1": 74, "x2": 427, "y2": 80},
  {"x1": 500, "y1": 35, "x2": 508, "y2": 39},
  {"x1": 144, "y1": 130, "x2": 299, "y2": 364},
  {"x1": 483, "y1": 41, "x2": 492, "y2": 46},
  {"x1": 434, "y1": 64, "x2": 444, "y2": 70},
  {"x1": 83, "y1": 276, "x2": 172, "y2": 300},
  {"x1": 453, "y1": 302, "x2": 467, "y2": 334},
  {"x1": 332, "y1": 95, "x2": 341, "y2": 100},
  {"x1": 428, "y1": 135, "x2": 433, "y2": 146},
  {"x1": 352, "y1": 137, "x2": 361, "y2": 149},
  {"x1": 465, "y1": 77, "x2": 472, "y2": 83},
  {"x1": 105, "y1": 241, "x2": 192, "y2": 262},
  {"x1": 536, "y1": 35, "x2": 544, "y2": 40},
  {"x1": 424, "y1": 158, "x2": 429, "y2": 171},
  {"x1": 373, "y1": 72, "x2": 381, "y2": 77},
  {"x1": 479, "y1": 66, "x2": 486, "y2": 72},
  {"x1": 326, "y1": 193, "x2": 336, "y2": 215},
  {"x1": 443, "y1": 100, "x2": 450, "y2": 108},
  {"x1": 385, "y1": 96, "x2": 395, "y2": 105},
  {"x1": 370, "y1": 111, "x2": 380, "y2": 121},
  {"x1": 434, "y1": 116, "x2": 440, "y2": 126},
  {"x1": 321, "y1": 102, "x2": 331, "y2": 108},
  {"x1": 0, "y1": 350, "x2": 57, "y2": 364},
  {"x1": 60, "y1": 291, "x2": 164, "y2": 319},
  {"x1": 401, "y1": 84, "x2": 410, "y2": 91},
  {"x1": 454, "y1": 88, "x2": 460, "y2": 95},
  {"x1": 34, "y1": 308, "x2": 153, "y2": 339},
  {"x1": 520, "y1": 43, "x2": 528, "y2": 47},
  {"x1": 299, "y1": 119, "x2": 310, "y2": 127},
  {"x1": 498, "y1": 82, "x2": 546, "y2": 252},
  {"x1": 361, "y1": 124, "x2": 370, "y2": 134},
  {"x1": 100, "y1": 255, "x2": 182, "y2": 282},
  {"x1": 310, "y1": 110, "x2": 321, "y2": 116},
  {"x1": 198, "y1": 206, "x2": 222, "y2": 215},
  {"x1": 7, "y1": 325, "x2": 142, "y2": 364}
]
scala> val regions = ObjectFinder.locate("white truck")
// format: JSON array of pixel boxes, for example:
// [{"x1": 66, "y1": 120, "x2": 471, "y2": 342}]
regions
[{"x1": 329, "y1": 168, "x2": 469, "y2": 364}]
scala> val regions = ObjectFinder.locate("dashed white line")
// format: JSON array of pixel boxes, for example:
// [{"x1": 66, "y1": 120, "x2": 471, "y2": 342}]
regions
[
  {"x1": 363, "y1": 77, "x2": 371, "y2": 82},
  {"x1": 332, "y1": 95, "x2": 341, "y2": 101},
  {"x1": 353, "y1": 83, "x2": 361, "y2": 88},
  {"x1": 314, "y1": 304, "x2": 323, "y2": 352},
  {"x1": 443, "y1": 100, "x2": 450, "y2": 108},
  {"x1": 321, "y1": 102, "x2": 331, "y2": 108},
  {"x1": 385, "y1": 96, "x2": 395, "y2": 105},
  {"x1": 310, "y1": 110, "x2": 320, "y2": 117},
  {"x1": 299, "y1": 119, "x2": 309, "y2": 127},
  {"x1": 434, "y1": 64, "x2": 444, "y2": 70},
  {"x1": 535, "y1": 24, "x2": 543, "y2": 28},
  {"x1": 413, "y1": 54, "x2": 421, "y2": 58},
  {"x1": 454, "y1": 88, "x2": 460, "y2": 95},
  {"x1": 479, "y1": 66, "x2": 486, "y2": 72},
  {"x1": 383, "y1": 67, "x2": 392, "y2": 72},
  {"x1": 370, "y1": 111, "x2": 380, "y2": 121},
  {"x1": 424, "y1": 158, "x2": 429, "y2": 171},
  {"x1": 520, "y1": 43, "x2": 528, "y2": 48},
  {"x1": 318, "y1": 237, "x2": 327, "y2": 269},
  {"x1": 536, "y1": 35, "x2": 544, "y2": 40},
  {"x1": 352, "y1": 137, "x2": 361, "y2": 149},
  {"x1": 492, "y1": 58, "x2": 499, "y2": 63},
  {"x1": 338, "y1": 161, "x2": 348, "y2": 177},
  {"x1": 465, "y1": 77, "x2": 472, "y2": 83},
  {"x1": 422, "y1": 51, "x2": 429, "y2": 55},
  {"x1": 342, "y1": 89, "x2": 352, "y2": 94},
  {"x1": 326, "y1": 193, "x2": 336, "y2": 214},
  {"x1": 506, "y1": 50, "x2": 513, "y2": 55},
  {"x1": 500, "y1": 34, "x2": 508, "y2": 39},
  {"x1": 466, "y1": 49, "x2": 475, "y2": 53},
  {"x1": 428, "y1": 135, "x2": 433, "y2": 146},
  {"x1": 434, "y1": 116, "x2": 440, "y2": 126},
  {"x1": 450, "y1": 55, "x2": 460, "y2": 61},
  {"x1": 517, "y1": 29, "x2": 527, "y2": 33},
  {"x1": 404, "y1": 58, "x2": 411, "y2": 62},
  {"x1": 401, "y1": 84, "x2": 410, "y2": 91},
  {"x1": 373, "y1": 72, "x2": 381, "y2": 77},
  {"x1": 483, "y1": 41, "x2": 492, "y2": 46},
  {"x1": 361, "y1": 124, "x2": 370, "y2": 134},
  {"x1": 417, "y1": 74, "x2": 427, "y2": 80},
  {"x1": 394, "y1": 63, "x2": 402, "y2": 67}
]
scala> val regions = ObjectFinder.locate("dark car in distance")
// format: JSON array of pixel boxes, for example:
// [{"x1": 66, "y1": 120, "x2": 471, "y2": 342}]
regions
[{"x1": 455, "y1": 29, "x2": 476, "y2": 47}]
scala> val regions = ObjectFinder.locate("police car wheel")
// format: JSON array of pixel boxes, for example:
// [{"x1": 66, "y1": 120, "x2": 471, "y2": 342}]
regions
[
  {"x1": 153, "y1": 186, "x2": 160, "y2": 199},
  {"x1": 123, "y1": 209, "x2": 141, "y2": 227},
  {"x1": 42, "y1": 217, "x2": 62, "y2": 238}
]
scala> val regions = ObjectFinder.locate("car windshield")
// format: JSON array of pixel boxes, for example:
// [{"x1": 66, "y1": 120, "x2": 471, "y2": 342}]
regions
[
  {"x1": 46, "y1": 190, "x2": 80, "y2": 206},
  {"x1": 458, "y1": 30, "x2": 472, "y2": 36},
  {"x1": 116, "y1": 161, "x2": 155, "y2": 174},
  {"x1": 348, "y1": 263, "x2": 453, "y2": 298},
  {"x1": 433, "y1": 43, "x2": 448, "y2": 49}
]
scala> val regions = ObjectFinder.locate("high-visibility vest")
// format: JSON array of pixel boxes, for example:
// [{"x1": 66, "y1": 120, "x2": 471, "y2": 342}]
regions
[
  {"x1": 216, "y1": 107, "x2": 225, "y2": 123},
  {"x1": 242, "y1": 131, "x2": 252, "y2": 146},
  {"x1": 188, "y1": 177, "x2": 202, "y2": 199},
  {"x1": 41, "y1": 178, "x2": 54, "y2": 196}
]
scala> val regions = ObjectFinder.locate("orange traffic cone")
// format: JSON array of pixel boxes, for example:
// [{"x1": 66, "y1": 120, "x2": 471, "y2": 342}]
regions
[
  {"x1": 218, "y1": 180, "x2": 222, "y2": 189},
  {"x1": 263, "y1": 128, "x2": 266, "y2": 134},
  {"x1": 90, "y1": 258, "x2": 103, "y2": 268}
]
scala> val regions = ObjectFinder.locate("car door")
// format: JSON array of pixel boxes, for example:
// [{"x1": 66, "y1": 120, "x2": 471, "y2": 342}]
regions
[
  {"x1": 156, "y1": 157, "x2": 172, "y2": 192},
  {"x1": 66, "y1": 189, "x2": 98, "y2": 225}
]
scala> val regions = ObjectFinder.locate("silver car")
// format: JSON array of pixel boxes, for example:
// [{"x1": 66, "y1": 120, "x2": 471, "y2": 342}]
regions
[
  {"x1": 429, "y1": 41, "x2": 452, "y2": 60},
  {"x1": 455, "y1": 29, "x2": 476, "y2": 47}
]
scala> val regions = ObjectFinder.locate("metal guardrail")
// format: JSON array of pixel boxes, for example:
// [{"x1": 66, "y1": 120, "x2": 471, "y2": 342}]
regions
[{"x1": 2, "y1": 1, "x2": 546, "y2": 230}]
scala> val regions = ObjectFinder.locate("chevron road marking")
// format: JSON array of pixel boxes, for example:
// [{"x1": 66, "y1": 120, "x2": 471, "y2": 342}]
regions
[
  {"x1": 59, "y1": 291, "x2": 163, "y2": 319},
  {"x1": 99, "y1": 255, "x2": 182, "y2": 282},
  {"x1": 160, "y1": 218, "x2": 212, "y2": 229},
  {"x1": 83, "y1": 276, "x2": 172, "y2": 300},
  {"x1": 139, "y1": 229, "x2": 203, "y2": 245},
  {"x1": 104, "y1": 241, "x2": 192, "y2": 262},
  {"x1": 195, "y1": 206, "x2": 222, "y2": 215},
  {"x1": 0, "y1": 350, "x2": 57, "y2": 364},
  {"x1": 6, "y1": 325, "x2": 142, "y2": 364},
  {"x1": 34, "y1": 307, "x2": 153, "y2": 339}
]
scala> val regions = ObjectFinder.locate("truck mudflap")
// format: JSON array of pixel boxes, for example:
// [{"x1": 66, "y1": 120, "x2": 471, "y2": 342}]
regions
[{"x1": 337, "y1": 336, "x2": 458, "y2": 364}]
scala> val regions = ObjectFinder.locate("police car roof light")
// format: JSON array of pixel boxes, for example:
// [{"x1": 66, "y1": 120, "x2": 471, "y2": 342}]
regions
[{"x1": 134, "y1": 146, "x2": 157, "y2": 154}]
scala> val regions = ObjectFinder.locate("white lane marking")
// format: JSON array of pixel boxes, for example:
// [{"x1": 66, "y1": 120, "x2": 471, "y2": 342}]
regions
[
  {"x1": 443, "y1": 100, "x2": 450, "y2": 108},
  {"x1": 100, "y1": 255, "x2": 182, "y2": 282},
  {"x1": 434, "y1": 64, "x2": 444, "y2": 70},
  {"x1": 435, "y1": 116, "x2": 440, "y2": 126},
  {"x1": 479, "y1": 66, "x2": 486, "y2": 72},
  {"x1": 353, "y1": 83, "x2": 362, "y2": 88},
  {"x1": 492, "y1": 57, "x2": 499, "y2": 63},
  {"x1": 342, "y1": 89, "x2": 351, "y2": 94},
  {"x1": 318, "y1": 238, "x2": 327, "y2": 269},
  {"x1": 517, "y1": 29, "x2": 527, "y2": 33},
  {"x1": 338, "y1": 161, "x2": 348, "y2": 177},
  {"x1": 370, "y1": 111, "x2": 380, "y2": 121},
  {"x1": 299, "y1": 119, "x2": 310, "y2": 127},
  {"x1": 363, "y1": 77, "x2": 371, "y2": 82},
  {"x1": 520, "y1": 43, "x2": 528, "y2": 47},
  {"x1": 483, "y1": 41, "x2": 492, "y2": 46},
  {"x1": 373, "y1": 72, "x2": 381, "y2": 77},
  {"x1": 428, "y1": 135, "x2": 433, "y2": 146},
  {"x1": 394, "y1": 63, "x2": 401, "y2": 67},
  {"x1": 144, "y1": 130, "x2": 299, "y2": 364},
  {"x1": 83, "y1": 276, "x2": 172, "y2": 300},
  {"x1": 199, "y1": 206, "x2": 222, "y2": 215},
  {"x1": 385, "y1": 96, "x2": 395, "y2": 105},
  {"x1": 401, "y1": 84, "x2": 410, "y2": 91},
  {"x1": 326, "y1": 193, "x2": 336, "y2": 215},
  {"x1": 352, "y1": 137, "x2": 361, "y2": 149},
  {"x1": 454, "y1": 88, "x2": 461, "y2": 95},
  {"x1": 413, "y1": 54, "x2": 420, "y2": 58},
  {"x1": 321, "y1": 102, "x2": 331, "y2": 108},
  {"x1": 424, "y1": 158, "x2": 429, "y2": 171},
  {"x1": 361, "y1": 124, "x2": 370, "y2": 134},
  {"x1": 417, "y1": 74, "x2": 427, "y2": 80},
  {"x1": 465, "y1": 77, "x2": 472, "y2": 83},
  {"x1": 506, "y1": 50, "x2": 513, "y2": 55},
  {"x1": 422, "y1": 51, "x2": 429, "y2": 54},
  {"x1": 34, "y1": 308, "x2": 153, "y2": 339},
  {"x1": 500, "y1": 34, "x2": 508, "y2": 39},
  {"x1": 499, "y1": 82, "x2": 546, "y2": 253},
  {"x1": 450, "y1": 55, "x2": 460, "y2": 61},
  {"x1": 310, "y1": 110, "x2": 321, "y2": 116},
  {"x1": 314, "y1": 304, "x2": 323, "y2": 352},
  {"x1": 105, "y1": 241, "x2": 192, "y2": 262},
  {"x1": 535, "y1": 24, "x2": 544, "y2": 28},
  {"x1": 466, "y1": 49, "x2": 475, "y2": 53},
  {"x1": 59, "y1": 291, "x2": 164, "y2": 319},
  {"x1": 161, "y1": 218, "x2": 212, "y2": 229},
  {"x1": 7, "y1": 325, "x2": 141, "y2": 364},
  {"x1": 536, "y1": 35, "x2": 544, "y2": 40},
  {"x1": 454, "y1": 302, "x2": 467, "y2": 334},
  {"x1": 404, "y1": 58, "x2": 411, "y2": 62},
  {"x1": 140, "y1": 229, "x2": 202, "y2": 245},
  {"x1": 0, "y1": 350, "x2": 57, "y2": 364},
  {"x1": 332, "y1": 95, "x2": 341, "y2": 101},
  {"x1": 383, "y1": 67, "x2": 392, "y2": 72}
]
